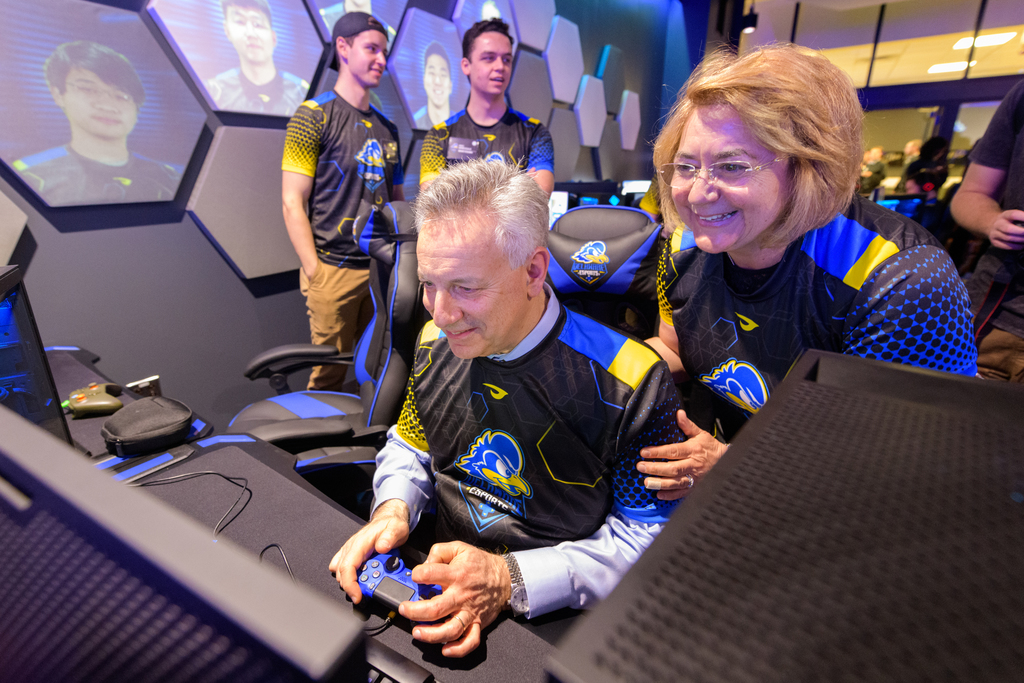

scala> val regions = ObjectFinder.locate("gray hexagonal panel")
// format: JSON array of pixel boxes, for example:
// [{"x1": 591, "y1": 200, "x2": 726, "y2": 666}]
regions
[
  {"x1": 596, "y1": 45, "x2": 624, "y2": 115},
  {"x1": 507, "y1": 50, "x2": 553, "y2": 125},
  {"x1": 618, "y1": 90, "x2": 641, "y2": 151},
  {"x1": 0, "y1": 190, "x2": 27, "y2": 266},
  {"x1": 510, "y1": 0, "x2": 555, "y2": 51},
  {"x1": 543, "y1": 16, "x2": 584, "y2": 104},
  {"x1": 597, "y1": 118, "x2": 624, "y2": 180},
  {"x1": 187, "y1": 127, "x2": 300, "y2": 280},
  {"x1": 148, "y1": 0, "x2": 321, "y2": 117},
  {"x1": 547, "y1": 108, "x2": 580, "y2": 182},
  {"x1": 307, "y1": 0, "x2": 407, "y2": 46},
  {"x1": 389, "y1": 8, "x2": 470, "y2": 130},
  {"x1": 453, "y1": 0, "x2": 520, "y2": 46},
  {"x1": 0, "y1": 0, "x2": 206, "y2": 207},
  {"x1": 574, "y1": 75, "x2": 606, "y2": 147}
]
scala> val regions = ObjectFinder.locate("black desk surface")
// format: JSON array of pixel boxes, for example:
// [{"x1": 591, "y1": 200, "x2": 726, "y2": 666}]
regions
[{"x1": 142, "y1": 437, "x2": 577, "y2": 683}]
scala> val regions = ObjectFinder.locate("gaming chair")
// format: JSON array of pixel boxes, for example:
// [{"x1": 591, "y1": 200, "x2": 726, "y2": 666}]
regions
[
  {"x1": 226, "y1": 202, "x2": 425, "y2": 475},
  {"x1": 546, "y1": 205, "x2": 663, "y2": 339}
]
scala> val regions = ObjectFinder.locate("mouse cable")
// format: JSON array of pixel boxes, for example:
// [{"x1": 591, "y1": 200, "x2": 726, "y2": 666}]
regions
[
  {"x1": 259, "y1": 543, "x2": 296, "y2": 582},
  {"x1": 132, "y1": 471, "x2": 251, "y2": 537}
]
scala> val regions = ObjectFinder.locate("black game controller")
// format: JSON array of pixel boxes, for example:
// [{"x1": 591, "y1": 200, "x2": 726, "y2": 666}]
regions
[{"x1": 358, "y1": 550, "x2": 442, "y2": 612}]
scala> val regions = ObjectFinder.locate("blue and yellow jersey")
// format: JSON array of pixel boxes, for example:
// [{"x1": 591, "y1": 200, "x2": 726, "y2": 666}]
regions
[
  {"x1": 419, "y1": 108, "x2": 553, "y2": 186},
  {"x1": 658, "y1": 193, "x2": 977, "y2": 435},
  {"x1": 396, "y1": 307, "x2": 682, "y2": 551},
  {"x1": 282, "y1": 92, "x2": 403, "y2": 268}
]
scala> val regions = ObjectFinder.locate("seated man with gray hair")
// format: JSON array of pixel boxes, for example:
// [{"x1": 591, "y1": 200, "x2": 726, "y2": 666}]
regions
[{"x1": 330, "y1": 159, "x2": 685, "y2": 657}]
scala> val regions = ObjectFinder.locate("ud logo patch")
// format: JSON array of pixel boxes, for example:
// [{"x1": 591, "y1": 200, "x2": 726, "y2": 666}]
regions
[
  {"x1": 456, "y1": 430, "x2": 532, "y2": 531},
  {"x1": 355, "y1": 139, "x2": 385, "y2": 191},
  {"x1": 571, "y1": 241, "x2": 610, "y2": 284},
  {"x1": 699, "y1": 359, "x2": 769, "y2": 414}
]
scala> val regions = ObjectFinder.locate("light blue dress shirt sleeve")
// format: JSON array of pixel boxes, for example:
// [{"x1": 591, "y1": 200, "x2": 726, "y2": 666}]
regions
[{"x1": 371, "y1": 425, "x2": 435, "y2": 530}]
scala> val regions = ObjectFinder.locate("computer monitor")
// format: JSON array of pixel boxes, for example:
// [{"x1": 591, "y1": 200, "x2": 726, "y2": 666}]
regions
[
  {"x1": 877, "y1": 193, "x2": 925, "y2": 219},
  {"x1": 0, "y1": 404, "x2": 367, "y2": 682},
  {"x1": 0, "y1": 266, "x2": 71, "y2": 445},
  {"x1": 548, "y1": 350, "x2": 1024, "y2": 682}
]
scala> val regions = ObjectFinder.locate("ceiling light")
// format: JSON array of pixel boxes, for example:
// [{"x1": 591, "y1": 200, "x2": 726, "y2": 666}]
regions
[
  {"x1": 928, "y1": 62, "x2": 968, "y2": 74},
  {"x1": 953, "y1": 37, "x2": 974, "y2": 50},
  {"x1": 953, "y1": 32, "x2": 1016, "y2": 49},
  {"x1": 741, "y1": 3, "x2": 758, "y2": 34}
]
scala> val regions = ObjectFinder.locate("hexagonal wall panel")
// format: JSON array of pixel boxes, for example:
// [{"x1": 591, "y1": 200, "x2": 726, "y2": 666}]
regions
[
  {"x1": 510, "y1": 0, "x2": 555, "y2": 51},
  {"x1": 0, "y1": 190, "x2": 27, "y2": 265},
  {"x1": 543, "y1": 16, "x2": 584, "y2": 104},
  {"x1": 308, "y1": 0, "x2": 407, "y2": 46},
  {"x1": 596, "y1": 45, "x2": 625, "y2": 115},
  {"x1": 453, "y1": 0, "x2": 520, "y2": 46},
  {"x1": 597, "y1": 119, "x2": 624, "y2": 180},
  {"x1": 389, "y1": 8, "x2": 470, "y2": 130},
  {"x1": 547, "y1": 108, "x2": 580, "y2": 182},
  {"x1": 0, "y1": 0, "x2": 206, "y2": 207},
  {"x1": 574, "y1": 76, "x2": 606, "y2": 147},
  {"x1": 618, "y1": 90, "x2": 641, "y2": 151},
  {"x1": 148, "y1": 0, "x2": 321, "y2": 117},
  {"x1": 187, "y1": 127, "x2": 299, "y2": 280},
  {"x1": 507, "y1": 50, "x2": 553, "y2": 124}
]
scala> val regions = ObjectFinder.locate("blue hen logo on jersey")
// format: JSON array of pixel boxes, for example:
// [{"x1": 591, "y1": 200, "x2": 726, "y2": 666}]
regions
[
  {"x1": 456, "y1": 430, "x2": 532, "y2": 531},
  {"x1": 571, "y1": 241, "x2": 611, "y2": 284},
  {"x1": 355, "y1": 139, "x2": 385, "y2": 191},
  {"x1": 699, "y1": 359, "x2": 769, "y2": 414}
]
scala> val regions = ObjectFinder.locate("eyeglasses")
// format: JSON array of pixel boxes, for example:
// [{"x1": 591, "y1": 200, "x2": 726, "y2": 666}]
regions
[
  {"x1": 66, "y1": 81, "x2": 135, "y2": 106},
  {"x1": 660, "y1": 158, "x2": 783, "y2": 189}
]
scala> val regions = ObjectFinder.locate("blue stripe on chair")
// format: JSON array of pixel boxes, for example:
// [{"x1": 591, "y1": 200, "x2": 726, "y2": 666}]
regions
[
  {"x1": 547, "y1": 253, "x2": 585, "y2": 293},
  {"x1": 267, "y1": 393, "x2": 347, "y2": 418},
  {"x1": 557, "y1": 309, "x2": 626, "y2": 369},
  {"x1": 358, "y1": 206, "x2": 377, "y2": 256},
  {"x1": 366, "y1": 245, "x2": 401, "y2": 426},
  {"x1": 113, "y1": 452, "x2": 174, "y2": 481},
  {"x1": 600, "y1": 227, "x2": 662, "y2": 295},
  {"x1": 198, "y1": 435, "x2": 256, "y2": 448},
  {"x1": 354, "y1": 293, "x2": 378, "y2": 387}
]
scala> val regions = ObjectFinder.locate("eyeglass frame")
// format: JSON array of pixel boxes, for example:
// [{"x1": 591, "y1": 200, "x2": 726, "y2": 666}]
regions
[
  {"x1": 659, "y1": 157, "x2": 785, "y2": 189},
  {"x1": 64, "y1": 80, "x2": 136, "y2": 107}
]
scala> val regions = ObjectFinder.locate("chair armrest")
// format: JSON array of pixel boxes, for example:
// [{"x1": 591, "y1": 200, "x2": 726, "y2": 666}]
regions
[
  {"x1": 245, "y1": 416, "x2": 355, "y2": 444},
  {"x1": 244, "y1": 344, "x2": 353, "y2": 380}
]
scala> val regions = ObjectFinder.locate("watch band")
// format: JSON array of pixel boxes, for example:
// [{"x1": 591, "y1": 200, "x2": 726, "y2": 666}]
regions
[{"x1": 502, "y1": 552, "x2": 528, "y2": 616}]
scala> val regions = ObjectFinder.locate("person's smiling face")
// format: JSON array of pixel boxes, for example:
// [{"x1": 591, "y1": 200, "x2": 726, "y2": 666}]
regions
[
  {"x1": 461, "y1": 31, "x2": 512, "y2": 100},
  {"x1": 52, "y1": 67, "x2": 138, "y2": 142},
  {"x1": 224, "y1": 6, "x2": 276, "y2": 66},
  {"x1": 671, "y1": 104, "x2": 790, "y2": 269}
]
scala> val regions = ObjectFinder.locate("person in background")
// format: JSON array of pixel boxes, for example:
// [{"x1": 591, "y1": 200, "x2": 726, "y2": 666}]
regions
[
  {"x1": 637, "y1": 45, "x2": 977, "y2": 500},
  {"x1": 281, "y1": 12, "x2": 403, "y2": 390},
  {"x1": 859, "y1": 146, "x2": 885, "y2": 195},
  {"x1": 414, "y1": 41, "x2": 452, "y2": 129}
]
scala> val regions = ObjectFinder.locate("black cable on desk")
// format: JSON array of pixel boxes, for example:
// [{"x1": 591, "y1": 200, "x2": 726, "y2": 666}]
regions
[
  {"x1": 259, "y1": 543, "x2": 296, "y2": 582},
  {"x1": 132, "y1": 471, "x2": 251, "y2": 537}
]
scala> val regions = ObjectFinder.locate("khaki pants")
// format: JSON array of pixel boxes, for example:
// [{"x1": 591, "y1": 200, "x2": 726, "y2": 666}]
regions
[
  {"x1": 976, "y1": 326, "x2": 1024, "y2": 383},
  {"x1": 300, "y1": 262, "x2": 373, "y2": 391}
]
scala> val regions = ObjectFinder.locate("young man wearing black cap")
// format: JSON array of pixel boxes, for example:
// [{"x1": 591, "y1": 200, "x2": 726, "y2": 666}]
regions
[
  {"x1": 419, "y1": 18, "x2": 553, "y2": 195},
  {"x1": 281, "y1": 12, "x2": 404, "y2": 391}
]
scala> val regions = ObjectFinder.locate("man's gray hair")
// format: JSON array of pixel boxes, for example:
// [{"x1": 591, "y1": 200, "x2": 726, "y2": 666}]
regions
[{"x1": 413, "y1": 159, "x2": 549, "y2": 269}]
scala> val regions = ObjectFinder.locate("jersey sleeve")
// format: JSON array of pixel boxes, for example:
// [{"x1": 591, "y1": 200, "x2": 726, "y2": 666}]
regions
[
  {"x1": 282, "y1": 101, "x2": 324, "y2": 177},
  {"x1": 842, "y1": 244, "x2": 977, "y2": 375},
  {"x1": 970, "y1": 80, "x2": 1024, "y2": 172},
  {"x1": 419, "y1": 125, "x2": 448, "y2": 186},
  {"x1": 527, "y1": 122, "x2": 554, "y2": 174},
  {"x1": 395, "y1": 321, "x2": 444, "y2": 450},
  {"x1": 657, "y1": 227, "x2": 689, "y2": 326}
]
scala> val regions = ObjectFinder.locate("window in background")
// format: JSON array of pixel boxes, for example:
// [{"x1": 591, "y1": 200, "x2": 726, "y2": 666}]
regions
[
  {"x1": 870, "y1": 0, "x2": 981, "y2": 87},
  {"x1": 967, "y1": 0, "x2": 1024, "y2": 79},
  {"x1": 794, "y1": 2, "x2": 879, "y2": 87}
]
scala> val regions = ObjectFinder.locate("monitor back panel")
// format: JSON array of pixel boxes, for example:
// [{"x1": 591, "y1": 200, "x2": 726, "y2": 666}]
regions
[{"x1": 548, "y1": 351, "x2": 1024, "y2": 683}]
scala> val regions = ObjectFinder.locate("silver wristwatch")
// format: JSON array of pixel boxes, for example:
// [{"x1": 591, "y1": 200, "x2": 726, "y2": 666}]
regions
[{"x1": 502, "y1": 552, "x2": 529, "y2": 617}]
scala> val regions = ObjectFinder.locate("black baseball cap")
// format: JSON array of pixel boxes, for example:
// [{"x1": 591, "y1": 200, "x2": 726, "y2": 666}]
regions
[{"x1": 330, "y1": 12, "x2": 387, "y2": 70}]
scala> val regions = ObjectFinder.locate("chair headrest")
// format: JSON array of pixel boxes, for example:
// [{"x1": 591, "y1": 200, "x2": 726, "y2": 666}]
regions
[
  {"x1": 551, "y1": 205, "x2": 656, "y2": 240},
  {"x1": 354, "y1": 201, "x2": 417, "y2": 263},
  {"x1": 547, "y1": 221, "x2": 661, "y2": 295}
]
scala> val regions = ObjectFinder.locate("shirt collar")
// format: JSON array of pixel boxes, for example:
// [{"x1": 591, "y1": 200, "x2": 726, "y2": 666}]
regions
[{"x1": 486, "y1": 284, "x2": 559, "y2": 363}]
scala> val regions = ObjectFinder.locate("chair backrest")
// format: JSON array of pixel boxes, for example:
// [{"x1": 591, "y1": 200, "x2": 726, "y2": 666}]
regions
[
  {"x1": 352, "y1": 201, "x2": 427, "y2": 427},
  {"x1": 547, "y1": 205, "x2": 662, "y2": 339}
]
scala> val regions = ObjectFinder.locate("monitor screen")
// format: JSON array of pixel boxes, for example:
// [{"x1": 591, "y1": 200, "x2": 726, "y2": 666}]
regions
[
  {"x1": 0, "y1": 0, "x2": 207, "y2": 207},
  {"x1": 877, "y1": 194, "x2": 925, "y2": 219},
  {"x1": 0, "y1": 266, "x2": 71, "y2": 445},
  {"x1": 148, "y1": 0, "x2": 322, "y2": 117},
  {"x1": 548, "y1": 190, "x2": 568, "y2": 227},
  {"x1": 620, "y1": 179, "x2": 651, "y2": 195},
  {"x1": 306, "y1": 0, "x2": 407, "y2": 49}
]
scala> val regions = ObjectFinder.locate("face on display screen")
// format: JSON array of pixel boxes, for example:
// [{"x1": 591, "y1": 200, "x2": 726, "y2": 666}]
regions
[
  {"x1": 0, "y1": 0, "x2": 207, "y2": 207},
  {"x1": 148, "y1": 0, "x2": 322, "y2": 117},
  {"x1": 309, "y1": 0, "x2": 406, "y2": 49},
  {"x1": 389, "y1": 8, "x2": 468, "y2": 130}
]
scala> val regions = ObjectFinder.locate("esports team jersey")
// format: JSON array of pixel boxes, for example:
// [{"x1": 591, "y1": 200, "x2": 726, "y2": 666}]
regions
[
  {"x1": 419, "y1": 108, "x2": 554, "y2": 186},
  {"x1": 13, "y1": 145, "x2": 181, "y2": 206},
  {"x1": 206, "y1": 68, "x2": 309, "y2": 116},
  {"x1": 396, "y1": 308, "x2": 681, "y2": 552},
  {"x1": 659, "y1": 193, "x2": 977, "y2": 430},
  {"x1": 282, "y1": 92, "x2": 403, "y2": 268}
]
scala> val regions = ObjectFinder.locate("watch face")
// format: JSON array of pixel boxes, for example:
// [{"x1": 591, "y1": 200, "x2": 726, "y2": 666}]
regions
[{"x1": 511, "y1": 586, "x2": 529, "y2": 615}]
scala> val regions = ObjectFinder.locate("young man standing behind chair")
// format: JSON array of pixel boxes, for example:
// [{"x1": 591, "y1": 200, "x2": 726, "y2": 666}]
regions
[
  {"x1": 419, "y1": 18, "x2": 553, "y2": 195},
  {"x1": 282, "y1": 12, "x2": 404, "y2": 390}
]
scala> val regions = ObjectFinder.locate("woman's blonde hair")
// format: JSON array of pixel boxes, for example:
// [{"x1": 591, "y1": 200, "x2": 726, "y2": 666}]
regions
[{"x1": 652, "y1": 44, "x2": 863, "y2": 248}]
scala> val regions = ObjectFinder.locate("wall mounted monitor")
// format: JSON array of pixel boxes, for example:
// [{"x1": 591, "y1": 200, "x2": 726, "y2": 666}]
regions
[
  {"x1": 305, "y1": 0, "x2": 407, "y2": 50},
  {"x1": 148, "y1": 0, "x2": 322, "y2": 117},
  {"x1": 452, "y1": 0, "x2": 520, "y2": 45},
  {"x1": 389, "y1": 8, "x2": 469, "y2": 130},
  {"x1": 0, "y1": 0, "x2": 206, "y2": 208}
]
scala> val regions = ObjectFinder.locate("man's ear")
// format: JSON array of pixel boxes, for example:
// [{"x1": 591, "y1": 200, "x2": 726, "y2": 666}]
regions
[
  {"x1": 525, "y1": 246, "x2": 549, "y2": 296},
  {"x1": 461, "y1": 56, "x2": 471, "y2": 77},
  {"x1": 50, "y1": 85, "x2": 65, "y2": 109},
  {"x1": 336, "y1": 36, "x2": 349, "y2": 66}
]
